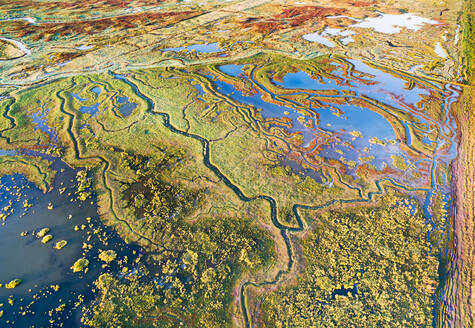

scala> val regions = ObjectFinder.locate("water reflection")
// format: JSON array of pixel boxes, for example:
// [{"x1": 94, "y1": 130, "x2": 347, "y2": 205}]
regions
[{"x1": 213, "y1": 57, "x2": 456, "y2": 193}]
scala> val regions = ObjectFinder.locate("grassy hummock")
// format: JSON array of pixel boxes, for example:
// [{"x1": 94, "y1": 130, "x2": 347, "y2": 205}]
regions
[
  {"x1": 5, "y1": 278, "x2": 22, "y2": 289},
  {"x1": 71, "y1": 259, "x2": 89, "y2": 273}
]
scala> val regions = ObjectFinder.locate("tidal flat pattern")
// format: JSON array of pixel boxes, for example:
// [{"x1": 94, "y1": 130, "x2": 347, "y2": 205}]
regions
[{"x1": 0, "y1": 1, "x2": 473, "y2": 327}]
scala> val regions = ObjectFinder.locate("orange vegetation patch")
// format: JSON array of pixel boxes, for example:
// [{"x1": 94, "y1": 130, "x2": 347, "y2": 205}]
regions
[
  {"x1": 241, "y1": 6, "x2": 346, "y2": 33},
  {"x1": 49, "y1": 52, "x2": 83, "y2": 63},
  {"x1": 10, "y1": 10, "x2": 203, "y2": 41},
  {"x1": 356, "y1": 163, "x2": 399, "y2": 177},
  {"x1": 346, "y1": 1, "x2": 376, "y2": 8}
]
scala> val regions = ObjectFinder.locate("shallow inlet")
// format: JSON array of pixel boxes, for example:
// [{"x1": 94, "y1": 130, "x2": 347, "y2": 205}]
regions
[{"x1": 0, "y1": 157, "x2": 141, "y2": 327}]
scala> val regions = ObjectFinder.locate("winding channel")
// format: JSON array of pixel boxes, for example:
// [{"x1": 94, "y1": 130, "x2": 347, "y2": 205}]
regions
[
  {"x1": 0, "y1": 62, "x2": 457, "y2": 326},
  {"x1": 113, "y1": 71, "x2": 447, "y2": 328},
  {"x1": 56, "y1": 87, "x2": 162, "y2": 248}
]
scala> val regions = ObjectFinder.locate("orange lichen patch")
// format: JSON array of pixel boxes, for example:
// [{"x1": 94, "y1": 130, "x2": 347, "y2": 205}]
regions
[
  {"x1": 11, "y1": 10, "x2": 203, "y2": 42},
  {"x1": 241, "y1": 6, "x2": 346, "y2": 33}
]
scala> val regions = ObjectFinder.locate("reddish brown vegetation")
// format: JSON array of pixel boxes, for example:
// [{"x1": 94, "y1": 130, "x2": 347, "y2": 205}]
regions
[
  {"x1": 356, "y1": 163, "x2": 399, "y2": 177},
  {"x1": 49, "y1": 52, "x2": 83, "y2": 63},
  {"x1": 346, "y1": 1, "x2": 376, "y2": 8},
  {"x1": 241, "y1": 6, "x2": 346, "y2": 34},
  {"x1": 264, "y1": 117, "x2": 293, "y2": 130},
  {"x1": 10, "y1": 11, "x2": 202, "y2": 42}
]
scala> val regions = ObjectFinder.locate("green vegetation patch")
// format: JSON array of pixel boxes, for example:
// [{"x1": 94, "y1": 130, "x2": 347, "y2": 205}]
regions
[
  {"x1": 0, "y1": 155, "x2": 55, "y2": 192},
  {"x1": 83, "y1": 216, "x2": 275, "y2": 328},
  {"x1": 71, "y1": 259, "x2": 89, "y2": 273},
  {"x1": 5, "y1": 278, "x2": 22, "y2": 289},
  {"x1": 36, "y1": 227, "x2": 50, "y2": 238},
  {"x1": 54, "y1": 240, "x2": 68, "y2": 250},
  {"x1": 41, "y1": 234, "x2": 53, "y2": 244},
  {"x1": 391, "y1": 154, "x2": 411, "y2": 171},
  {"x1": 75, "y1": 170, "x2": 93, "y2": 201},
  {"x1": 120, "y1": 151, "x2": 202, "y2": 221},
  {"x1": 261, "y1": 192, "x2": 438, "y2": 327},
  {"x1": 461, "y1": 0, "x2": 474, "y2": 83},
  {"x1": 98, "y1": 250, "x2": 117, "y2": 263}
]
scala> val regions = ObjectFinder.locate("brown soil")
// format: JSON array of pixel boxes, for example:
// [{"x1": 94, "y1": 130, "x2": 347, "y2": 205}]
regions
[{"x1": 450, "y1": 84, "x2": 474, "y2": 327}]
